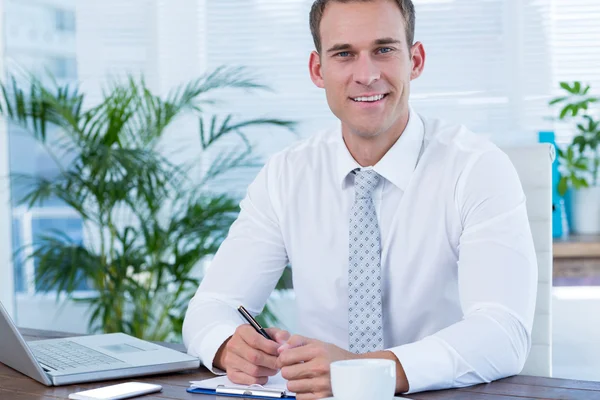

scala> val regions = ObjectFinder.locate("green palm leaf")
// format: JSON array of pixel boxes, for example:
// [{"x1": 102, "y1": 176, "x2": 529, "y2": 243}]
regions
[{"x1": 1, "y1": 66, "x2": 295, "y2": 341}]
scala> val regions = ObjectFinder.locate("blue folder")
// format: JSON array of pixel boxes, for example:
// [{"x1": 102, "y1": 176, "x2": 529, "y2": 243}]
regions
[{"x1": 539, "y1": 131, "x2": 565, "y2": 237}]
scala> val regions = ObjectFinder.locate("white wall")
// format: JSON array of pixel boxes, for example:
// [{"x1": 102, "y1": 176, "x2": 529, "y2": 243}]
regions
[
  {"x1": 75, "y1": 0, "x2": 208, "y2": 169},
  {"x1": 15, "y1": 294, "x2": 89, "y2": 334},
  {"x1": 75, "y1": 0, "x2": 159, "y2": 104},
  {"x1": 153, "y1": 0, "x2": 207, "y2": 173},
  {"x1": 154, "y1": 0, "x2": 206, "y2": 95},
  {"x1": 552, "y1": 287, "x2": 600, "y2": 381},
  {"x1": 0, "y1": 0, "x2": 16, "y2": 319}
]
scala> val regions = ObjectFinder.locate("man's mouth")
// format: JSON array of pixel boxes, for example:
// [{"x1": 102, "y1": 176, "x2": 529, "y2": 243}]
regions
[{"x1": 351, "y1": 93, "x2": 389, "y2": 103}]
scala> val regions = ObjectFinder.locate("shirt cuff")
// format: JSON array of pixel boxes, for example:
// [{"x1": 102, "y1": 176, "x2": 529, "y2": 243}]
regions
[
  {"x1": 189, "y1": 323, "x2": 239, "y2": 374},
  {"x1": 388, "y1": 336, "x2": 457, "y2": 394}
]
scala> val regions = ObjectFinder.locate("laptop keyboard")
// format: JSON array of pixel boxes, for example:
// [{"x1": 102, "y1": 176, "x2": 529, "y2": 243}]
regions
[{"x1": 30, "y1": 340, "x2": 123, "y2": 371}]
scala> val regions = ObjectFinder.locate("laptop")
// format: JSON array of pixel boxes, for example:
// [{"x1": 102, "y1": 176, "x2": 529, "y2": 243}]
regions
[{"x1": 0, "y1": 301, "x2": 200, "y2": 386}]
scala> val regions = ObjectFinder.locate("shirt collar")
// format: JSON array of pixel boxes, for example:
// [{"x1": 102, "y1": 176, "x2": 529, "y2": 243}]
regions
[{"x1": 335, "y1": 106, "x2": 425, "y2": 191}]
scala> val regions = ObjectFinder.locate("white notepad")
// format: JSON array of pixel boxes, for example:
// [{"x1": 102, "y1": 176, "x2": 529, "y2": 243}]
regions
[{"x1": 190, "y1": 372, "x2": 296, "y2": 396}]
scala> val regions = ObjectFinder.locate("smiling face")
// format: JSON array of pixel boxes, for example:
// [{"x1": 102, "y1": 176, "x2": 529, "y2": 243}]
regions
[{"x1": 309, "y1": 0, "x2": 425, "y2": 141}]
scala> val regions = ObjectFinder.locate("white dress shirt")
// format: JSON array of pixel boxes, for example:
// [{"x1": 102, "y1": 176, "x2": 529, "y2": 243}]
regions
[{"x1": 182, "y1": 107, "x2": 538, "y2": 394}]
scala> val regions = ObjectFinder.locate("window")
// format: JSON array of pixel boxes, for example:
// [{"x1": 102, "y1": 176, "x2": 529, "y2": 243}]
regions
[
  {"x1": 11, "y1": 207, "x2": 86, "y2": 294},
  {"x1": 3, "y1": 0, "x2": 600, "y2": 328},
  {"x1": 203, "y1": 0, "x2": 549, "y2": 194},
  {"x1": 55, "y1": 8, "x2": 76, "y2": 33},
  {"x1": 49, "y1": 56, "x2": 77, "y2": 79},
  {"x1": 549, "y1": 0, "x2": 600, "y2": 143},
  {"x1": 203, "y1": 0, "x2": 599, "y2": 191},
  {"x1": 203, "y1": 1, "x2": 334, "y2": 196},
  {"x1": 11, "y1": 219, "x2": 24, "y2": 293},
  {"x1": 3, "y1": 1, "x2": 83, "y2": 310}
]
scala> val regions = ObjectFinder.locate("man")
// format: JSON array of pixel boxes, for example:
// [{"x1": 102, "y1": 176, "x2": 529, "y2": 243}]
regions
[{"x1": 183, "y1": 0, "x2": 538, "y2": 398}]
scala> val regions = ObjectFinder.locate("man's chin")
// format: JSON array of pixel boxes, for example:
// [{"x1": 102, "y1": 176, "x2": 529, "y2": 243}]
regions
[{"x1": 346, "y1": 124, "x2": 386, "y2": 139}]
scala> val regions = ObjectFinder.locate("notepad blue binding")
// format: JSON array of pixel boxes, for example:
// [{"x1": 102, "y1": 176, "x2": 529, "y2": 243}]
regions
[{"x1": 186, "y1": 387, "x2": 296, "y2": 399}]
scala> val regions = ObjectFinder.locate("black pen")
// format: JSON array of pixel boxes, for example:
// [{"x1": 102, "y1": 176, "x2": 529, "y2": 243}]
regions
[{"x1": 237, "y1": 305, "x2": 274, "y2": 341}]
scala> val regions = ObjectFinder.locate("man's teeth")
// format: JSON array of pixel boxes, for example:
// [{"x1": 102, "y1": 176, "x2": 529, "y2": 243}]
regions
[{"x1": 353, "y1": 94, "x2": 385, "y2": 102}]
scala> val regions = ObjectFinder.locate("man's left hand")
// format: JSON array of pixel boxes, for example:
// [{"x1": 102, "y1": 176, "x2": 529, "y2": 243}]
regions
[{"x1": 276, "y1": 335, "x2": 355, "y2": 400}]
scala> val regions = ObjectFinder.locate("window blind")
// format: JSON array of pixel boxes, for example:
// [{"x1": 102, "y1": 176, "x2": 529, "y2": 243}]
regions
[
  {"x1": 549, "y1": 0, "x2": 600, "y2": 143},
  {"x1": 204, "y1": 0, "x2": 600, "y2": 195}
]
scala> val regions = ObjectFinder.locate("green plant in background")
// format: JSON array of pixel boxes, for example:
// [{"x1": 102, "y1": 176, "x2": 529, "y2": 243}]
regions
[
  {"x1": 0, "y1": 68, "x2": 295, "y2": 341},
  {"x1": 549, "y1": 81, "x2": 599, "y2": 196}
]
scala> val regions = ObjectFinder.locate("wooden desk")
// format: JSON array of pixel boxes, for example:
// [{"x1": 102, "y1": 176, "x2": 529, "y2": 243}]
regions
[
  {"x1": 1, "y1": 329, "x2": 600, "y2": 399},
  {"x1": 554, "y1": 234, "x2": 600, "y2": 259},
  {"x1": 554, "y1": 234, "x2": 600, "y2": 286}
]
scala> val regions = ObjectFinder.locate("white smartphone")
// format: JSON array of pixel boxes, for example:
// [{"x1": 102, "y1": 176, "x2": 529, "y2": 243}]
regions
[{"x1": 68, "y1": 382, "x2": 162, "y2": 400}]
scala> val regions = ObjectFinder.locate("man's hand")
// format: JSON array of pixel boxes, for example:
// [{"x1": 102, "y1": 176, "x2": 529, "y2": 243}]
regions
[
  {"x1": 277, "y1": 336, "x2": 409, "y2": 398},
  {"x1": 214, "y1": 324, "x2": 290, "y2": 386},
  {"x1": 276, "y1": 335, "x2": 355, "y2": 400}
]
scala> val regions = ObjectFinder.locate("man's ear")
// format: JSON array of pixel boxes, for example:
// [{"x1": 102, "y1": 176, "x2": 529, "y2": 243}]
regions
[
  {"x1": 410, "y1": 41, "x2": 426, "y2": 81},
  {"x1": 309, "y1": 51, "x2": 325, "y2": 88}
]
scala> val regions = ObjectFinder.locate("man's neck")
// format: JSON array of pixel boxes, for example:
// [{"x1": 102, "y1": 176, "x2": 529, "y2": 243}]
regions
[{"x1": 342, "y1": 112, "x2": 410, "y2": 167}]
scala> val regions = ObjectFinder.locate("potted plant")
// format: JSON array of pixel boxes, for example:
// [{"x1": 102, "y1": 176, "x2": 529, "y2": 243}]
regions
[
  {"x1": 1, "y1": 68, "x2": 295, "y2": 341},
  {"x1": 549, "y1": 81, "x2": 600, "y2": 234}
]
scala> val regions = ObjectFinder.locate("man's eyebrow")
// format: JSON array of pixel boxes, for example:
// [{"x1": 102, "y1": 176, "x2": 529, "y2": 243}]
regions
[
  {"x1": 374, "y1": 37, "x2": 402, "y2": 46},
  {"x1": 325, "y1": 38, "x2": 402, "y2": 53},
  {"x1": 326, "y1": 43, "x2": 352, "y2": 53}
]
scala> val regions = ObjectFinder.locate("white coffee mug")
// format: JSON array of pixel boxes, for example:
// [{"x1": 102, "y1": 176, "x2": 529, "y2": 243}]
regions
[{"x1": 330, "y1": 359, "x2": 396, "y2": 400}]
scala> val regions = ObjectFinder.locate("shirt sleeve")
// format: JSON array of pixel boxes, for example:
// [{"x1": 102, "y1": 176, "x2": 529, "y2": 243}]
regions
[
  {"x1": 182, "y1": 156, "x2": 289, "y2": 373},
  {"x1": 388, "y1": 149, "x2": 538, "y2": 393}
]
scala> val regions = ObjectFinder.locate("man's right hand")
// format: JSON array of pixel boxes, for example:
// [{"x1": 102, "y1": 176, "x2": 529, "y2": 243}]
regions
[{"x1": 214, "y1": 324, "x2": 290, "y2": 385}]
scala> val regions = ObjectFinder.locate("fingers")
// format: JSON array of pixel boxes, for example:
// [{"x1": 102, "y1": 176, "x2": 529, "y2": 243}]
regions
[
  {"x1": 295, "y1": 392, "x2": 331, "y2": 400},
  {"x1": 277, "y1": 343, "x2": 319, "y2": 368},
  {"x1": 238, "y1": 324, "x2": 280, "y2": 357},
  {"x1": 224, "y1": 352, "x2": 278, "y2": 379},
  {"x1": 230, "y1": 340, "x2": 279, "y2": 371},
  {"x1": 287, "y1": 376, "x2": 331, "y2": 399},
  {"x1": 277, "y1": 334, "x2": 310, "y2": 353},
  {"x1": 274, "y1": 338, "x2": 334, "y2": 399},
  {"x1": 222, "y1": 324, "x2": 280, "y2": 376},
  {"x1": 266, "y1": 327, "x2": 291, "y2": 344},
  {"x1": 227, "y1": 369, "x2": 269, "y2": 386},
  {"x1": 281, "y1": 359, "x2": 321, "y2": 381}
]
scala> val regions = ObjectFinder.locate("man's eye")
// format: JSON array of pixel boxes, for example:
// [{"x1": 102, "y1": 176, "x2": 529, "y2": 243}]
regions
[
  {"x1": 336, "y1": 51, "x2": 351, "y2": 57},
  {"x1": 378, "y1": 47, "x2": 393, "y2": 54}
]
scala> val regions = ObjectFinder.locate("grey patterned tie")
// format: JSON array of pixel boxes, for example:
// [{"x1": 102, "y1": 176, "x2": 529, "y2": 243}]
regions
[{"x1": 348, "y1": 168, "x2": 384, "y2": 353}]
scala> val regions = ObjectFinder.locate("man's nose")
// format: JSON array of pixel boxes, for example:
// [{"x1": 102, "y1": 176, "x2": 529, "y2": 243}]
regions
[{"x1": 353, "y1": 55, "x2": 380, "y2": 87}]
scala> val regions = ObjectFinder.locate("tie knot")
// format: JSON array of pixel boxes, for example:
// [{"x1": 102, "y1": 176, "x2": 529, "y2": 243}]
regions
[{"x1": 354, "y1": 169, "x2": 380, "y2": 199}]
